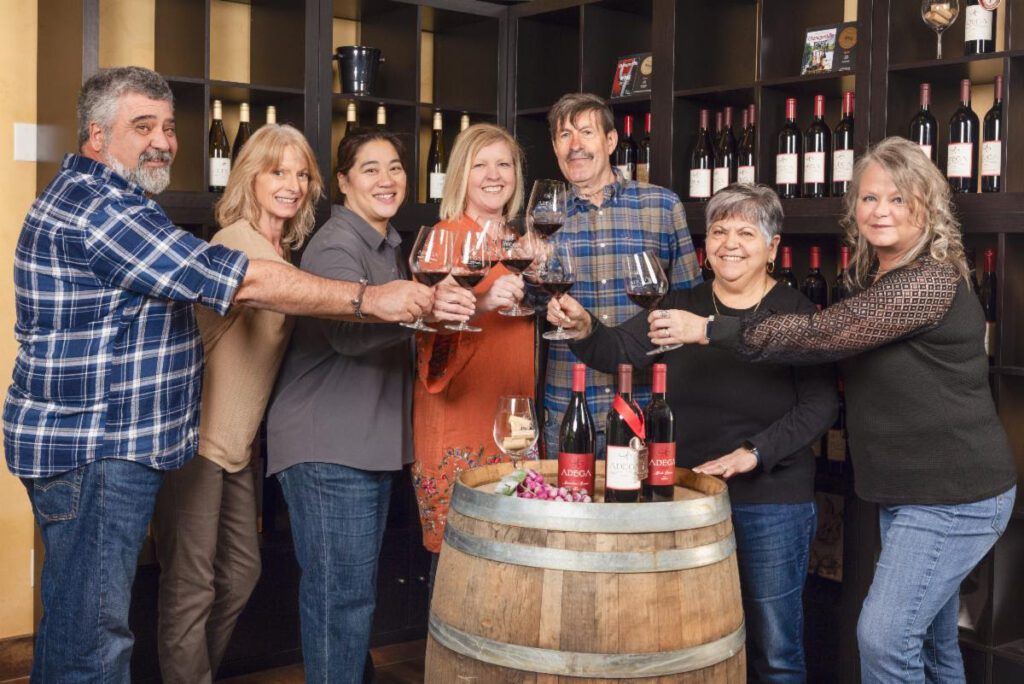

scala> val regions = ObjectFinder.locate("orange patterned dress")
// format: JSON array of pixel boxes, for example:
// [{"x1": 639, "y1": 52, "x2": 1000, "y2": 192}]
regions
[{"x1": 412, "y1": 215, "x2": 536, "y2": 553}]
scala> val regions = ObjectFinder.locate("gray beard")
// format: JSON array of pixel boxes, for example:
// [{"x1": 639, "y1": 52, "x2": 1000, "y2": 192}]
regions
[{"x1": 106, "y1": 154, "x2": 172, "y2": 195}]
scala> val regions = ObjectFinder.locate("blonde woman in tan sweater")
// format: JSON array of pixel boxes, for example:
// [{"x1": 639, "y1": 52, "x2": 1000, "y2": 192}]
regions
[{"x1": 151, "y1": 124, "x2": 324, "y2": 684}]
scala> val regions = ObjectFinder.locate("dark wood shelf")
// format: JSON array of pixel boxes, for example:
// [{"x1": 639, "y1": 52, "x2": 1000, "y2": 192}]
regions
[
  {"x1": 516, "y1": 105, "x2": 554, "y2": 117},
  {"x1": 673, "y1": 84, "x2": 758, "y2": 99},
  {"x1": 608, "y1": 92, "x2": 652, "y2": 106},
  {"x1": 209, "y1": 79, "x2": 305, "y2": 95},
  {"x1": 954, "y1": 194, "x2": 1024, "y2": 233},
  {"x1": 1000, "y1": 366, "x2": 1024, "y2": 377},
  {"x1": 886, "y1": 54, "x2": 1005, "y2": 83}
]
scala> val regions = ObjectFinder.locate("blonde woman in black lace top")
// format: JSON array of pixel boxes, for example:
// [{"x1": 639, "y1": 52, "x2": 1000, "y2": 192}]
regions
[{"x1": 660, "y1": 137, "x2": 1016, "y2": 682}]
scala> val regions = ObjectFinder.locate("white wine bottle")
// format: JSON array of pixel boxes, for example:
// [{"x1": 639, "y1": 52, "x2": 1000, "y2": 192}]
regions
[{"x1": 208, "y1": 100, "x2": 230, "y2": 192}]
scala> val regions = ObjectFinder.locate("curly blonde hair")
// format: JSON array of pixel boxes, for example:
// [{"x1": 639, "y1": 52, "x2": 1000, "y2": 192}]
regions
[
  {"x1": 214, "y1": 124, "x2": 324, "y2": 252},
  {"x1": 439, "y1": 123, "x2": 525, "y2": 222},
  {"x1": 839, "y1": 136, "x2": 970, "y2": 289}
]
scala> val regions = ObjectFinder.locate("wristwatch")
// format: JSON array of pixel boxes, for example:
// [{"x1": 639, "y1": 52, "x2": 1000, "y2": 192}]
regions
[
  {"x1": 741, "y1": 439, "x2": 761, "y2": 465},
  {"x1": 352, "y1": 278, "x2": 369, "y2": 320},
  {"x1": 704, "y1": 315, "x2": 715, "y2": 343}
]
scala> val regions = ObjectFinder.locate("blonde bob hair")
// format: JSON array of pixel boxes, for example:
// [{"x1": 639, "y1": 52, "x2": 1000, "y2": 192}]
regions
[
  {"x1": 840, "y1": 136, "x2": 970, "y2": 289},
  {"x1": 214, "y1": 124, "x2": 324, "y2": 252},
  {"x1": 439, "y1": 123, "x2": 525, "y2": 222}
]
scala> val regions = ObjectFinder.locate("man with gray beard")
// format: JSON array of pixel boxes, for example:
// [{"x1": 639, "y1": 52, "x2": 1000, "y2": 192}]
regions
[{"x1": 4, "y1": 66, "x2": 432, "y2": 682}]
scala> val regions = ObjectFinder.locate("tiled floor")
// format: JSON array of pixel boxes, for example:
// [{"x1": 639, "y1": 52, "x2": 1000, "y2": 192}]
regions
[{"x1": 220, "y1": 640, "x2": 426, "y2": 684}]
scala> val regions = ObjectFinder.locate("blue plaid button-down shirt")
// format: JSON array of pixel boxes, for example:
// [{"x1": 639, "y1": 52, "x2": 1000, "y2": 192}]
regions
[
  {"x1": 3, "y1": 154, "x2": 249, "y2": 478},
  {"x1": 544, "y1": 173, "x2": 701, "y2": 429}
]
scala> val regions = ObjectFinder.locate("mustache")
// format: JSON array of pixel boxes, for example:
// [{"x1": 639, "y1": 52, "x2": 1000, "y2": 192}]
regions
[
  {"x1": 567, "y1": 150, "x2": 593, "y2": 161},
  {"x1": 139, "y1": 149, "x2": 172, "y2": 164}
]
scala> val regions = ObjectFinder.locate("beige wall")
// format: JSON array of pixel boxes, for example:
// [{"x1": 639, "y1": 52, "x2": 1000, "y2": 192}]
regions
[{"x1": 0, "y1": 0, "x2": 38, "y2": 640}]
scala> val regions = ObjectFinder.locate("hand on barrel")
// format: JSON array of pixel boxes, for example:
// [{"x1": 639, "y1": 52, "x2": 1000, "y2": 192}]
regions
[{"x1": 692, "y1": 447, "x2": 758, "y2": 480}]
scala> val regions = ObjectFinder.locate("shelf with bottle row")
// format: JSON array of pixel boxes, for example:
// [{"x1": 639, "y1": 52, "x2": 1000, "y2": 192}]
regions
[{"x1": 891, "y1": 0, "x2": 1011, "y2": 66}]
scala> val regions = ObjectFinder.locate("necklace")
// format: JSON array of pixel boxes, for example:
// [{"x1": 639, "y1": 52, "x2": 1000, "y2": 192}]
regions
[{"x1": 711, "y1": 278, "x2": 771, "y2": 315}]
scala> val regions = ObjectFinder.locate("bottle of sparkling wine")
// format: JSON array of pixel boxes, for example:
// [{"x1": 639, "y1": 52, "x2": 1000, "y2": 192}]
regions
[
  {"x1": 804, "y1": 95, "x2": 831, "y2": 198},
  {"x1": 948, "y1": 79, "x2": 980, "y2": 194},
  {"x1": 208, "y1": 99, "x2": 230, "y2": 192},
  {"x1": 982, "y1": 75, "x2": 1003, "y2": 193},
  {"x1": 964, "y1": 0, "x2": 996, "y2": 55},
  {"x1": 777, "y1": 246, "x2": 798, "y2": 288},
  {"x1": 690, "y1": 109, "x2": 714, "y2": 201},
  {"x1": 558, "y1": 363, "x2": 596, "y2": 497},
  {"x1": 832, "y1": 92, "x2": 855, "y2": 196},
  {"x1": 427, "y1": 110, "x2": 447, "y2": 203},
  {"x1": 643, "y1": 363, "x2": 675, "y2": 502},
  {"x1": 232, "y1": 102, "x2": 252, "y2": 163},
  {"x1": 909, "y1": 83, "x2": 938, "y2": 164},
  {"x1": 605, "y1": 365, "x2": 644, "y2": 503},
  {"x1": 801, "y1": 246, "x2": 829, "y2": 310},
  {"x1": 777, "y1": 98, "x2": 801, "y2": 199}
]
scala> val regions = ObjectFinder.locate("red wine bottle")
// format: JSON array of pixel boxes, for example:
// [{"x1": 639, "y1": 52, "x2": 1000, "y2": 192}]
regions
[
  {"x1": 643, "y1": 363, "x2": 674, "y2": 502},
  {"x1": 605, "y1": 365, "x2": 643, "y2": 503},
  {"x1": 909, "y1": 83, "x2": 938, "y2": 164},
  {"x1": 714, "y1": 106, "x2": 737, "y2": 194},
  {"x1": 614, "y1": 114, "x2": 638, "y2": 181},
  {"x1": 803, "y1": 95, "x2": 831, "y2": 198},
  {"x1": 801, "y1": 246, "x2": 829, "y2": 310},
  {"x1": 979, "y1": 248, "x2": 997, "y2": 364},
  {"x1": 832, "y1": 92, "x2": 855, "y2": 196},
  {"x1": 832, "y1": 245, "x2": 851, "y2": 303},
  {"x1": 737, "y1": 105, "x2": 756, "y2": 184},
  {"x1": 776, "y1": 98, "x2": 801, "y2": 198},
  {"x1": 777, "y1": 246, "x2": 798, "y2": 288},
  {"x1": 637, "y1": 112, "x2": 651, "y2": 183},
  {"x1": 690, "y1": 109, "x2": 713, "y2": 201},
  {"x1": 948, "y1": 79, "x2": 980, "y2": 194},
  {"x1": 696, "y1": 246, "x2": 714, "y2": 282},
  {"x1": 965, "y1": 0, "x2": 996, "y2": 55},
  {"x1": 982, "y1": 74, "x2": 1003, "y2": 193},
  {"x1": 558, "y1": 363, "x2": 596, "y2": 496}
]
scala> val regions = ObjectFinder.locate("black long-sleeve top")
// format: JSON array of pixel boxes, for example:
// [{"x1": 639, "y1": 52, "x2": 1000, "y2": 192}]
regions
[
  {"x1": 570, "y1": 280, "x2": 838, "y2": 504},
  {"x1": 711, "y1": 256, "x2": 1016, "y2": 505}
]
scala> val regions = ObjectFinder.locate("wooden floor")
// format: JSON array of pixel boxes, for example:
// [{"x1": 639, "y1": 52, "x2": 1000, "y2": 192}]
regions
[{"x1": 220, "y1": 640, "x2": 426, "y2": 684}]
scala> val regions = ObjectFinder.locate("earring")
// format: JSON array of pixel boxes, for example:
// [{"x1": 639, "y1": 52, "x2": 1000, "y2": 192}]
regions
[{"x1": 766, "y1": 260, "x2": 776, "y2": 274}]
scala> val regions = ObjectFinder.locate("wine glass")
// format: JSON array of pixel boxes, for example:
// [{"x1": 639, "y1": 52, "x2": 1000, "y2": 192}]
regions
[
  {"x1": 527, "y1": 179, "x2": 568, "y2": 239},
  {"x1": 493, "y1": 395, "x2": 539, "y2": 470},
  {"x1": 539, "y1": 242, "x2": 578, "y2": 341},
  {"x1": 445, "y1": 230, "x2": 490, "y2": 333},
  {"x1": 496, "y1": 216, "x2": 538, "y2": 317},
  {"x1": 622, "y1": 251, "x2": 679, "y2": 356},
  {"x1": 921, "y1": 0, "x2": 960, "y2": 60},
  {"x1": 402, "y1": 226, "x2": 453, "y2": 333}
]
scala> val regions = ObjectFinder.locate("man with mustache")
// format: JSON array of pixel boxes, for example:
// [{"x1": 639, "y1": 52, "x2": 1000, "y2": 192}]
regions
[
  {"x1": 3, "y1": 66, "x2": 432, "y2": 682},
  {"x1": 541, "y1": 93, "x2": 701, "y2": 461}
]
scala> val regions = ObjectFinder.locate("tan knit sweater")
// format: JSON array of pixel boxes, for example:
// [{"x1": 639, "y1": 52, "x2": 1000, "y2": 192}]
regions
[{"x1": 195, "y1": 219, "x2": 293, "y2": 472}]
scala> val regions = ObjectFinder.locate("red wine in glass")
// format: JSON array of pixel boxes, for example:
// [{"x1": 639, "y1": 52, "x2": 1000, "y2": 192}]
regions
[
  {"x1": 541, "y1": 278, "x2": 575, "y2": 297},
  {"x1": 627, "y1": 290, "x2": 664, "y2": 309},
  {"x1": 540, "y1": 243, "x2": 578, "y2": 341},
  {"x1": 446, "y1": 232, "x2": 490, "y2": 333},
  {"x1": 528, "y1": 179, "x2": 568, "y2": 240},
  {"x1": 533, "y1": 221, "x2": 564, "y2": 237},
  {"x1": 403, "y1": 225, "x2": 453, "y2": 333},
  {"x1": 413, "y1": 271, "x2": 449, "y2": 286}
]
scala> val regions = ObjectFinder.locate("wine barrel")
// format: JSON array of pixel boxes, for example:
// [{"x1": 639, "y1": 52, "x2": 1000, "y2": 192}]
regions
[{"x1": 426, "y1": 460, "x2": 745, "y2": 683}]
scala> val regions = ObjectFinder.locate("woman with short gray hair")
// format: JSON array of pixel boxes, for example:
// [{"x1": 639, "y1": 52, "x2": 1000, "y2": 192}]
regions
[{"x1": 547, "y1": 183, "x2": 837, "y2": 682}]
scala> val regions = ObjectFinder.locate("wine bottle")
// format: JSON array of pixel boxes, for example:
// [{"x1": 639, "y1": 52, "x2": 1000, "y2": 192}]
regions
[
  {"x1": 714, "y1": 106, "x2": 737, "y2": 194},
  {"x1": 804, "y1": 95, "x2": 831, "y2": 198},
  {"x1": 777, "y1": 98, "x2": 801, "y2": 198},
  {"x1": 460, "y1": 112, "x2": 470, "y2": 132},
  {"x1": 696, "y1": 246, "x2": 714, "y2": 282},
  {"x1": 231, "y1": 103, "x2": 253, "y2": 163},
  {"x1": 833, "y1": 245, "x2": 851, "y2": 303},
  {"x1": 909, "y1": 83, "x2": 938, "y2": 164},
  {"x1": 342, "y1": 101, "x2": 358, "y2": 141},
  {"x1": 689, "y1": 109, "x2": 713, "y2": 201},
  {"x1": 427, "y1": 111, "x2": 447, "y2": 203},
  {"x1": 948, "y1": 79, "x2": 980, "y2": 193},
  {"x1": 558, "y1": 363, "x2": 596, "y2": 497},
  {"x1": 979, "y1": 248, "x2": 997, "y2": 363},
  {"x1": 643, "y1": 363, "x2": 675, "y2": 502},
  {"x1": 965, "y1": 0, "x2": 996, "y2": 55},
  {"x1": 777, "y1": 245, "x2": 798, "y2": 288},
  {"x1": 376, "y1": 104, "x2": 387, "y2": 129},
  {"x1": 737, "y1": 105, "x2": 756, "y2": 184},
  {"x1": 801, "y1": 246, "x2": 829, "y2": 310},
  {"x1": 265, "y1": 105, "x2": 277, "y2": 126},
  {"x1": 208, "y1": 99, "x2": 230, "y2": 192},
  {"x1": 637, "y1": 112, "x2": 651, "y2": 183},
  {"x1": 614, "y1": 114, "x2": 638, "y2": 181},
  {"x1": 982, "y1": 74, "x2": 1003, "y2": 193},
  {"x1": 833, "y1": 92, "x2": 855, "y2": 196},
  {"x1": 605, "y1": 365, "x2": 644, "y2": 503}
]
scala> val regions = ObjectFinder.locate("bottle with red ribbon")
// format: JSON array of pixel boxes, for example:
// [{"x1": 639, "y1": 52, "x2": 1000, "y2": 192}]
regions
[
  {"x1": 643, "y1": 363, "x2": 675, "y2": 502},
  {"x1": 605, "y1": 364, "x2": 646, "y2": 503}
]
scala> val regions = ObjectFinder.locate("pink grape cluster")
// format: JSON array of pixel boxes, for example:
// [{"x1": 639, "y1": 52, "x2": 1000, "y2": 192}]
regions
[{"x1": 516, "y1": 469, "x2": 593, "y2": 503}]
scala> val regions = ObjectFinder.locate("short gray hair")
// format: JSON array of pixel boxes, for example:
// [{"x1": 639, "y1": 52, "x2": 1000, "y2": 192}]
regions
[
  {"x1": 77, "y1": 66, "x2": 174, "y2": 147},
  {"x1": 705, "y1": 184, "x2": 784, "y2": 244}
]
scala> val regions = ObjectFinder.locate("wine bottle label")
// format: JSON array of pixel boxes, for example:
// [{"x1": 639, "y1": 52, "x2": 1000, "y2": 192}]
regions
[
  {"x1": 965, "y1": 6, "x2": 994, "y2": 42},
  {"x1": 713, "y1": 167, "x2": 730, "y2": 193},
  {"x1": 689, "y1": 168, "x2": 711, "y2": 198},
  {"x1": 776, "y1": 153, "x2": 799, "y2": 184},
  {"x1": 984, "y1": 321, "x2": 997, "y2": 358},
  {"x1": 918, "y1": 143, "x2": 933, "y2": 160},
  {"x1": 636, "y1": 163, "x2": 650, "y2": 184},
  {"x1": 616, "y1": 164, "x2": 634, "y2": 181},
  {"x1": 209, "y1": 157, "x2": 230, "y2": 188},
  {"x1": 826, "y1": 429, "x2": 847, "y2": 463},
  {"x1": 947, "y1": 142, "x2": 974, "y2": 178},
  {"x1": 803, "y1": 152, "x2": 826, "y2": 184},
  {"x1": 981, "y1": 141, "x2": 1002, "y2": 177},
  {"x1": 737, "y1": 165, "x2": 756, "y2": 184},
  {"x1": 429, "y1": 171, "x2": 446, "y2": 199},
  {"x1": 647, "y1": 442, "x2": 675, "y2": 486},
  {"x1": 558, "y1": 452, "x2": 595, "y2": 494},
  {"x1": 606, "y1": 445, "x2": 641, "y2": 490},
  {"x1": 833, "y1": 149, "x2": 855, "y2": 182}
]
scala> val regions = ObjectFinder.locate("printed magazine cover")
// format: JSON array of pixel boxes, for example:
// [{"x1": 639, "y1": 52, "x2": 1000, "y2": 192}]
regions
[{"x1": 802, "y1": 26, "x2": 838, "y2": 75}]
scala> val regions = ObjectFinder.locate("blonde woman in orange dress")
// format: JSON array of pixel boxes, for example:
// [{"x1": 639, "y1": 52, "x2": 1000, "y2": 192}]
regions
[{"x1": 412, "y1": 124, "x2": 535, "y2": 587}]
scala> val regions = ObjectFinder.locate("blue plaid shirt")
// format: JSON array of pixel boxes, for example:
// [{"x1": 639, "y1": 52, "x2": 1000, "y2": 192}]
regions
[
  {"x1": 544, "y1": 172, "x2": 701, "y2": 429},
  {"x1": 3, "y1": 155, "x2": 249, "y2": 478}
]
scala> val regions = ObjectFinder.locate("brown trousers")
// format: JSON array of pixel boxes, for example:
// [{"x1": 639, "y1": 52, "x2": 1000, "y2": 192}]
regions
[{"x1": 152, "y1": 455, "x2": 261, "y2": 684}]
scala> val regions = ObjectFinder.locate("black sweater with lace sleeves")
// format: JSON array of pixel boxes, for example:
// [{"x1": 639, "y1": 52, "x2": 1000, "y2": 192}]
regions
[{"x1": 710, "y1": 257, "x2": 1016, "y2": 505}]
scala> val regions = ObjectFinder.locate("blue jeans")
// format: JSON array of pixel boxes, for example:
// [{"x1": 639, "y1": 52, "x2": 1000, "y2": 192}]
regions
[
  {"x1": 732, "y1": 502, "x2": 817, "y2": 684},
  {"x1": 857, "y1": 486, "x2": 1015, "y2": 683},
  {"x1": 543, "y1": 412, "x2": 606, "y2": 461},
  {"x1": 23, "y1": 458, "x2": 163, "y2": 684},
  {"x1": 278, "y1": 462, "x2": 394, "y2": 684}
]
